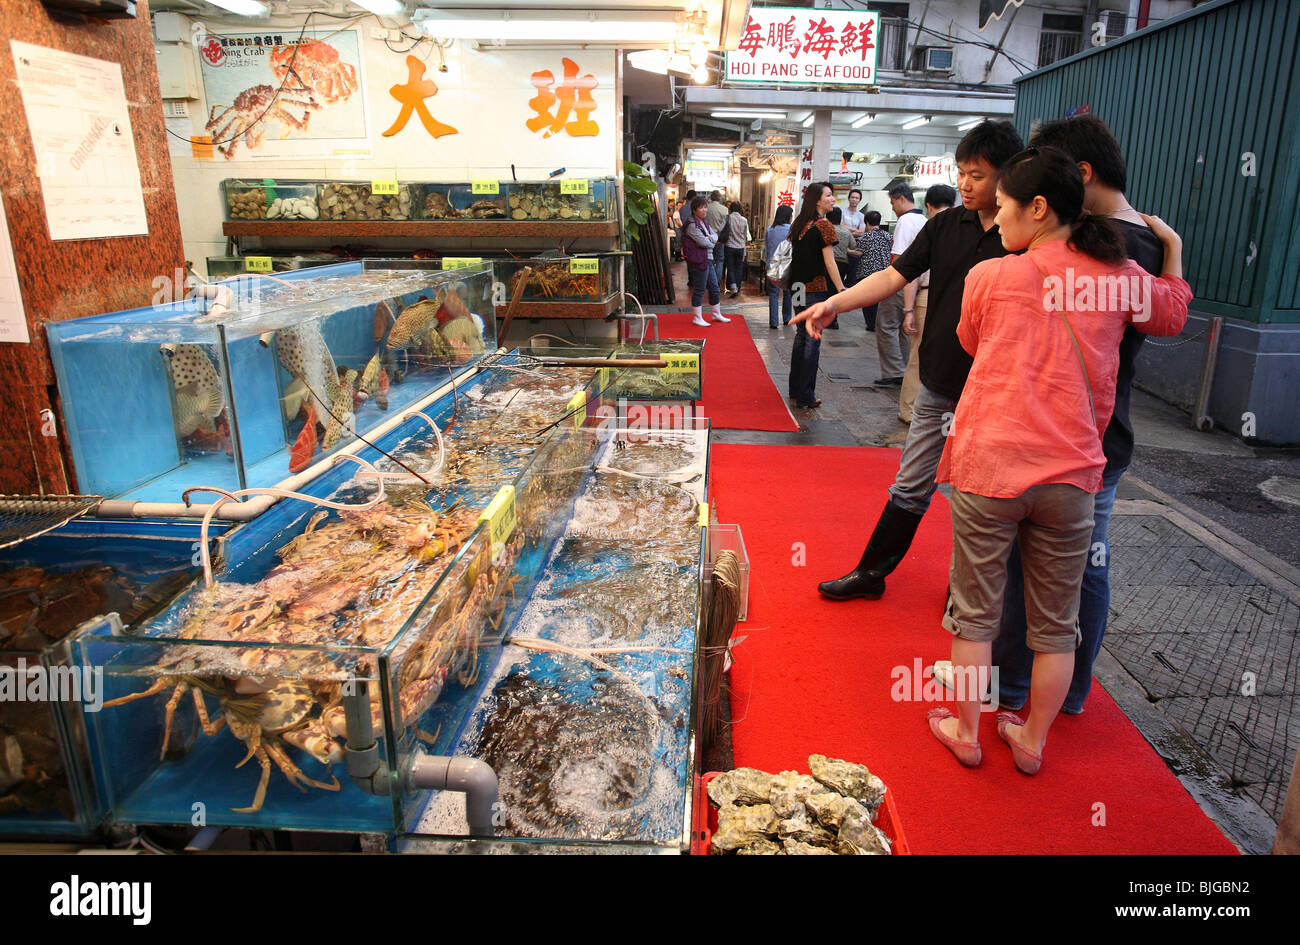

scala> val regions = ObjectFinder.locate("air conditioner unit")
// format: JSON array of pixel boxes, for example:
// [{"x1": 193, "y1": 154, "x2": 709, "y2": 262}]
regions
[
  {"x1": 1098, "y1": 10, "x2": 1127, "y2": 43},
  {"x1": 924, "y1": 47, "x2": 954, "y2": 71}
]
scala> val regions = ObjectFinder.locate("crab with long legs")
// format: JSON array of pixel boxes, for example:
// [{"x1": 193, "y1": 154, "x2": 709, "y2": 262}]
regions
[
  {"x1": 271, "y1": 42, "x2": 358, "y2": 105},
  {"x1": 103, "y1": 675, "x2": 342, "y2": 812},
  {"x1": 206, "y1": 84, "x2": 318, "y2": 160}
]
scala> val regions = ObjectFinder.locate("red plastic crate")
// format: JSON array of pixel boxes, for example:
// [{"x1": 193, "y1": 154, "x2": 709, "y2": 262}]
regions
[{"x1": 690, "y1": 771, "x2": 910, "y2": 855}]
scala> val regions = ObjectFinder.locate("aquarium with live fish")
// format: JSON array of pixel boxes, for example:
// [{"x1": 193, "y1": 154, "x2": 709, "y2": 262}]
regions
[
  {"x1": 0, "y1": 518, "x2": 219, "y2": 839},
  {"x1": 404, "y1": 417, "x2": 710, "y2": 852},
  {"x1": 45, "y1": 261, "x2": 496, "y2": 506},
  {"x1": 72, "y1": 355, "x2": 609, "y2": 834}
]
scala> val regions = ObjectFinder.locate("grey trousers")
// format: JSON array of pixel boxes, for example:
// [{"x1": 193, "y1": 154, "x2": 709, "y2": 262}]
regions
[
  {"x1": 875, "y1": 290, "x2": 910, "y2": 379},
  {"x1": 943, "y1": 484, "x2": 1096, "y2": 654},
  {"x1": 887, "y1": 384, "x2": 957, "y2": 516}
]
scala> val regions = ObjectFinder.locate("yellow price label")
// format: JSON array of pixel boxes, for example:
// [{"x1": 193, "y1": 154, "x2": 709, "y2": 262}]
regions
[
  {"x1": 698, "y1": 502, "x2": 709, "y2": 528},
  {"x1": 478, "y1": 485, "x2": 517, "y2": 551},
  {"x1": 569, "y1": 258, "x2": 600, "y2": 275},
  {"x1": 442, "y1": 257, "x2": 483, "y2": 269},
  {"x1": 471, "y1": 180, "x2": 500, "y2": 195},
  {"x1": 560, "y1": 179, "x2": 589, "y2": 195},
  {"x1": 370, "y1": 179, "x2": 400, "y2": 195},
  {"x1": 244, "y1": 256, "x2": 274, "y2": 272},
  {"x1": 662, "y1": 353, "x2": 700, "y2": 374},
  {"x1": 599, "y1": 367, "x2": 611, "y2": 392},
  {"x1": 566, "y1": 390, "x2": 586, "y2": 430}
]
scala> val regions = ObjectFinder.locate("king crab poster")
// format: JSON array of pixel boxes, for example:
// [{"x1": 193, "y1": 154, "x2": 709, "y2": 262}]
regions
[{"x1": 196, "y1": 29, "x2": 370, "y2": 160}]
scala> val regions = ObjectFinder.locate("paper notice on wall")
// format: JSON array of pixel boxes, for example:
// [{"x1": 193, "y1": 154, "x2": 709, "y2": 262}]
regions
[
  {"x1": 0, "y1": 194, "x2": 31, "y2": 344},
  {"x1": 11, "y1": 41, "x2": 149, "y2": 241}
]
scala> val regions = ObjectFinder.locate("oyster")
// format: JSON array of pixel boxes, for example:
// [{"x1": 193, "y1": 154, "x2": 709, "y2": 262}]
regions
[{"x1": 809, "y1": 753, "x2": 886, "y2": 813}]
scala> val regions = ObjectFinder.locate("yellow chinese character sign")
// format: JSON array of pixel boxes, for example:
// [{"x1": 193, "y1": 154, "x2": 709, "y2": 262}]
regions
[
  {"x1": 526, "y1": 58, "x2": 599, "y2": 139},
  {"x1": 382, "y1": 55, "x2": 458, "y2": 139}
]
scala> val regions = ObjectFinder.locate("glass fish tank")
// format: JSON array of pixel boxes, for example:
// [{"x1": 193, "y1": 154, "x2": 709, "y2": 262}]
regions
[
  {"x1": 221, "y1": 179, "x2": 321, "y2": 221},
  {"x1": 508, "y1": 179, "x2": 613, "y2": 221},
  {"x1": 416, "y1": 184, "x2": 509, "y2": 221},
  {"x1": 45, "y1": 261, "x2": 496, "y2": 505},
  {"x1": 318, "y1": 181, "x2": 415, "y2": 222},
  {"x1": 73, "y1": 357, "x2": 609, "y2": 835},
  {"x1": 0, "y1": 518, "x2": 217, "y2": 839},
  {"x1": 204, "y1": 254, "x2": 339, "y2": 279},
  {"x1": 403, "y1": 416, "x2": 709, "y2": 852},
  {"x1": 602, "y1": 341, "x2": 705, "y2": 404},
  {"x1": 498, "y1": 255, "x2": 619, "y2": 303}
]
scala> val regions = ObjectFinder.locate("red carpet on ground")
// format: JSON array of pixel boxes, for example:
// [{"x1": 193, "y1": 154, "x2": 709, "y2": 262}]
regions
[
  {"x1": 653, "y1": 313, "x2": 798, "y2": 432},
  {"x1": 710, "y1": 443, "x2": 1238, "y2": 854}
]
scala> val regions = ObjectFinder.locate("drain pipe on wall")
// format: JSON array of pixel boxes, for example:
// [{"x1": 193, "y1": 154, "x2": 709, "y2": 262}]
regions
[
  {"x1": 1193, "y1": 316, "x2": 1224, "y2": 432},
  {"x1": 342, "y1": 681, "x2": 498, "y2": 837}
]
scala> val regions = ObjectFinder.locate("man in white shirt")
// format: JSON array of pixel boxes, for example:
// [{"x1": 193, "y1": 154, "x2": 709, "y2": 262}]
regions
[
  {"x1": 842, "y1": 188, "x2": 866, "y2": 237},
  {"x1": 873, "y1": 184, "x2": 925, "y2": 386}
]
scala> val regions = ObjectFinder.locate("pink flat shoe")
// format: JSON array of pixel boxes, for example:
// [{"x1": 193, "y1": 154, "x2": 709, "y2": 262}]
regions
[
  {"x1": 996, "y1": 711, "x2": 1043, "y2": 775},
  {"x1": 926, "y1": 707, "x2": 982, "y2": 767}
]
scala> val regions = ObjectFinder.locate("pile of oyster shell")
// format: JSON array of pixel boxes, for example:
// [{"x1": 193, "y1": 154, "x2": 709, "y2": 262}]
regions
[
  {"x1": 319, "y1": 183, "x2": 413, "y2": 221},
  {"x1": 508, "y1": 186, "x2": 604, "y2": 221},
  {"x1": 706, "y1": 754, "x2": 892, "y2": 855},
  {"x1": 227, "y1": 188, "x2": 267, "y2": 220}
]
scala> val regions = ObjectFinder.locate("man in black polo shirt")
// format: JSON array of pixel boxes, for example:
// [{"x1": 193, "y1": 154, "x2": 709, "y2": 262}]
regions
[{"x1": 792, "y1": 120, "x2": 1024, "y2": 602}]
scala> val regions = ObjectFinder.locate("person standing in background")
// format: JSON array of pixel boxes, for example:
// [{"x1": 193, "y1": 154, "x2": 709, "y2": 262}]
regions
[
  {"x1": 843, "y1": 188, "x2": 866, "y2": 237},
  {"x1": 679, "y1": 190, "x2": 697, "y2": 231},
  {"x1": 854, "y1": 210, "x2": 893, "y2": 332},
  {"x1": 828, "y1": 207, "x2": 859, "y2": 327},
  {"x1": 875, "y1": 183, "x2": 926, "y2": 387},
  {"x1": 682, "y1": 196, "x2": 730, "y2": 327},
  {"x1": 725, "y1": 201, "x2": 751, "y2": 299},
  {"x1": 899, "y1": 184, "x2": 957, "y2": 422},
  {"x1": 787, "y1": 181, "x2": 844, "y2": 408},
  {"x1": 666, "y1": 199, "x2": 681, "y2": 261},
  {"x1": 763, "y1": 204, "x2": 794, "y2": 328},
  {"x1": 706, "y1": 191, "x2": 730, "y2": 287}
]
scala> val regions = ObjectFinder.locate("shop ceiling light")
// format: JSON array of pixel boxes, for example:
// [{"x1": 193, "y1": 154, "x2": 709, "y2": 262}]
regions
[
  {"x1": 802, "y1": 114, "x2": 816, "y2": 128},
  {"x1": 710, "y1": 110, "x2": 787, "y2": 118},
  {"x1": 206, "y1": 0, "x2": 268, "y2": 15},
  {"x1": 958, "y1": 118, "x2": 983, "y2": 131},
  {"x1": 350, "y1": 0, "x2": 404, "y2": 15},
  {"x1": 851, "y1": 113, "x2": 876, "y2": 128},
  {"x1": 901, "y1": 116, "x2": 933, "y2": 130},
  {"x1": 418, "y1": 9, "x2": 680, "y2": 43},
  {"x1": 691, "y1": 63, "x2": 710, "y2": 83},
  {"x1": 628, "y1": 49, "x2": 694, "y2": 76}
]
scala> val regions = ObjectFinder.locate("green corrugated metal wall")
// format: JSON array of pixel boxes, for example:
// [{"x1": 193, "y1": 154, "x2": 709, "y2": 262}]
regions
[{"x1": 1013, "y1": 0, "x2": 1300, "y2": 324}]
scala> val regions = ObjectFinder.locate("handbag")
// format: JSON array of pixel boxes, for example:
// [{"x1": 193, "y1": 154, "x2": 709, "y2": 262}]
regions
[
  {"x1": 766, "y1": 239, "x2": 792, "y2": 284},
  {"x1": 1031, "y1": 257, "x2": 1097, "y2": 426}
]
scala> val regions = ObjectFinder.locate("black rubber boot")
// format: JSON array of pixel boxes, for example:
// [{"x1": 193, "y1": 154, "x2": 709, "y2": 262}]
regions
[{"x1": 818, "y1": 500, "x2": 924, "y2": 600}]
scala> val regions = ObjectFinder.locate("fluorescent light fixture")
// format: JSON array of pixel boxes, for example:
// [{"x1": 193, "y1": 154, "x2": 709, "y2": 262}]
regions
[
  {"x1": 902, "y1": 116, "x2": 933, "y2": 131},
  {"x1": 628, "y1": 49, "x2": 693, "y2": 76},
  {"x1": 801, "y1": 114, "x2": 815, "y2": 128},
  {"x1": 419, "y1": 9, "x2": 680, "y2": 43},
  {"x1": 207, "y1": 0, "x2": 268, "y2": 14},
  {"x1": 958, "y1": 118, "x2": 983, "y2": 131},
  {"x1": 710, "y1": 109, "x2": 787, "y2": 119},
  {"x1": 351, "y1": 0, "x2": 404, "y2": 15},
  {"x1": 851, "y1": 113, "x2": 876, "y2": 129}
]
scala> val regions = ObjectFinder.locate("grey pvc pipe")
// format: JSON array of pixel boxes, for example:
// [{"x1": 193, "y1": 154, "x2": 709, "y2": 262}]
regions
[
  {"x1": 408, "y1": 755, "x2": 499, "y2": 837},
  {"x1": 1194, "y1": 316, "x2": 1224, "y2": 432}
]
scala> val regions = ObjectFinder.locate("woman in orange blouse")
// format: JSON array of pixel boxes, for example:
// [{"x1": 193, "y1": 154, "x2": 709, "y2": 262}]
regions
[{"x1": 927, "y1": 146, "x2": 1191, "y2": 774}]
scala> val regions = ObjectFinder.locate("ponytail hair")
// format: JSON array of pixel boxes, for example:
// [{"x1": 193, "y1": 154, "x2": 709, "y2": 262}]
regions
[
  {"x1": 1068, "y1": 209, "x2": 1127, "y2": 266},
  {"x1": 998, "y1": 146, "x2": 1127, "y2": 265}
]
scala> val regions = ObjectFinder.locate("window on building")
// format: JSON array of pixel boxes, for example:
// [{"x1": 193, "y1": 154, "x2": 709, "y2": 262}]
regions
[
  {"x1": 875, "y1": 2, "x2": 910, "y2": 72},
  {"x1": 1038, "y1": 12, "x2": 1084, "y2": 67}
]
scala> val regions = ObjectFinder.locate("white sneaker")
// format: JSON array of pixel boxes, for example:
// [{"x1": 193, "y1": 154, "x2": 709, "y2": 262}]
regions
[
  {"x1": 711, "y1": 312, "x2": 731, "y2": 323},
  {"x1": 691, "y1": 315, "x2": 709, "y2": 327}
]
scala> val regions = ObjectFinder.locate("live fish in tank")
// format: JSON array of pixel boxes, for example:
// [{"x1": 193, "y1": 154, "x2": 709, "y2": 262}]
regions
[
  {"x1": 387, "y1": 286, "x2": 448, "y2": 350},
  {"x1": 160, "y1": 344, "x2": 229, "y2": 448}
]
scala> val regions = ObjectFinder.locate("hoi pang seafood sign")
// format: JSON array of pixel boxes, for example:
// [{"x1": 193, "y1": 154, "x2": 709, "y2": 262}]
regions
[{"x1": 725, "y1": 8, "x2": 880, "y2": 86}]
